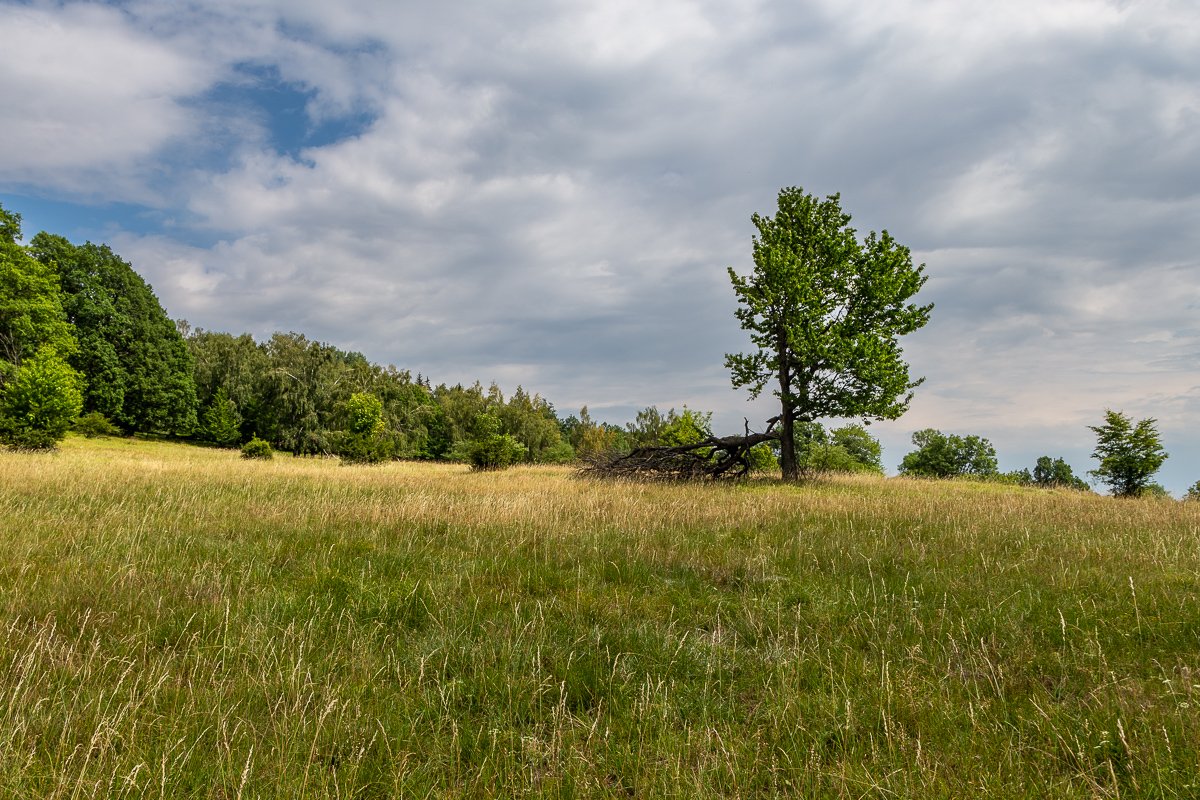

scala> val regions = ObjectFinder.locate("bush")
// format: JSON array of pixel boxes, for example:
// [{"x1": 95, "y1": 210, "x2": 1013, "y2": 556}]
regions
[
  {"x1": 1029, "y1": 456, "x2": 1090, "y2": 491},
  {"x1": 468, "y1": 433, "x2": 527, "y2": 471},
  {"x1": 73, "y1": 411, "x2": 121, "y2": 438},
  {"x1": 241, "y1": 436, "x2": 273, "y2": 460},
  {"x1": 791, "y1": 422, "x2": 883, "y2": 476},
  {"x1": 747, "y1": 442, "x2": 779, "y2": 473},
  {"x1": 1139, "y1": 482, "x2": 1172, "y2": 500},
  {"x1": 1186, "y1": 481, "x2": 1200, "y2": 502},
  {"x1": 537, "y1": 439, "x2": 576, "y2": 464},
  {"x1": 0, "y1": 348, "x2": 84, "y2": 451}
]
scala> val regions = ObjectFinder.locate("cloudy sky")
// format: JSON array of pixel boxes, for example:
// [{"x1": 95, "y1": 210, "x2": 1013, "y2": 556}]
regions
[{"x1": 2, "y1": 0, "x2": 1198, "y2": 491}]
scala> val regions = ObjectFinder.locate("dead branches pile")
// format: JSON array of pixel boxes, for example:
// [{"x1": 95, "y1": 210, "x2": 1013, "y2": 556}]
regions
[{"x1": 579, "y1": 427, "x2": 778, "y2": 481}]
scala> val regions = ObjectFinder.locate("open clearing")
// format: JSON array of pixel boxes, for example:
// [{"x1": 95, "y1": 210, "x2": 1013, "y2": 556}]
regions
[{"x1": 2, "y1": 436, "x2": 1199, "y2": 798}]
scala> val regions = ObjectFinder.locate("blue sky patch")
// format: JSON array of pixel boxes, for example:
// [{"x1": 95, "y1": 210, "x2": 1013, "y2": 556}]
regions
[{"x1": 199, "y1": 63, "x2": 374, "y2": 163}]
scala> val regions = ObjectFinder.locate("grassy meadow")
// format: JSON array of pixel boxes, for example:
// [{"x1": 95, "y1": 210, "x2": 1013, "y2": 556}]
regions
[{"x1": 1, "y1": 436, "x2": 1199, "y2": 798}]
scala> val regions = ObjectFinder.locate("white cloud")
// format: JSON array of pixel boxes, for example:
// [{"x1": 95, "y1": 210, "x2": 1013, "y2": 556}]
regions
[{"x1": 0, "y1": 4, "x2": 212, "y2": 197}]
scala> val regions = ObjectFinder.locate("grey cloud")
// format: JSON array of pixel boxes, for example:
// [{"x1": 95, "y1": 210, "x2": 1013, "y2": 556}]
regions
[{"x1": 7, "y1": 0, "x2": 1200, "y2": 493}]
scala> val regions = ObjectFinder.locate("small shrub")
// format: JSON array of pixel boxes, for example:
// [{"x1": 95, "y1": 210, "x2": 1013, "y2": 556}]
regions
[
  {"x1": 241, "y1": 436, "x2": 273, "y2": 460},
  {"x1": 0, "y1": 425, "x2": 60, "y2": 451},
  {"x1": 73, "y1": 411, "x2": 121, "y2": 438},
  {"x1": 537, "y1": 440, "x2": 576, "y2": 464}
]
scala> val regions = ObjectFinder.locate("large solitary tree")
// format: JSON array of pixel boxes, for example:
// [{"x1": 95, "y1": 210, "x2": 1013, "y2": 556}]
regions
[{"x1": 726, "y1": 187, "x2": 932, "y2": 480}]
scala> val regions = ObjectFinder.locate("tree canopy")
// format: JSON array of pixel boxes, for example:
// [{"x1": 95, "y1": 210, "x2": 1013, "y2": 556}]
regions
[
  {"x1": 726, "y1": 187, "x2": 931, "y2": 480},
  {"x1": 29, "y1": 233, "x2": 197, "y2": 435},
  {"x1": 1089, "y1": 410, "x2": 1168, "y2": 497},
  {"x1": 898, "y1": 429, "x2": 998, "y2": 479}
]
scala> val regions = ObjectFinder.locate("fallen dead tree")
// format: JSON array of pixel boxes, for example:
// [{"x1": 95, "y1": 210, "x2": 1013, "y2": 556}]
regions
[{"x1": 579, "y1": 420, "x2": 779, "y2": 481}]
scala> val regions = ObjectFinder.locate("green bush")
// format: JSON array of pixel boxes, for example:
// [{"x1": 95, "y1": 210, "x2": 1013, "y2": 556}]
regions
[
  {"x1": 537, "y1": 439, "x2": 577, "y2": 464},
  {"x1": 468, "y1": 433, "x2": 527, "y2": 471},
  {"x1": 0, "y1": 348, "x2": 84, "y2": 451},
  {"x1": 73, "y1": 411, "x2": 121, "y2": 438},
  {"x1": 241, "y1": 436, "x2": 273, "y2": 460},
  {"x1": 898, "y1": 428, "x2": 998, "y2": 479},
  {"x1": 746, "y1": 442, "x2": 779, "y2": 473}
]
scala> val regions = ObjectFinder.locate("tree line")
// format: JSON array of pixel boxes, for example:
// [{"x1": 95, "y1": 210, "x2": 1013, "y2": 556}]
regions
[
  {"x1": 0, "y1": 197, "x2": 1188, "y2": 496},
  {"x1": 0, "y1": 201, "x2": 762, "y2": 469}
]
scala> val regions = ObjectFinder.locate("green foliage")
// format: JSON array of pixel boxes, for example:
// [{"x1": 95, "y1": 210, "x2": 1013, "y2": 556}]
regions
[
  {"x1": 346, "y1": 391, "x2": 384, "y2": 436},
  {"x1": 565, "y1": 406, "x2": 626, "y2": 460},
  {"x1": 496, "y1": 386, "x2": 567, "y2": 462},
  {"x1": 463, "y1": 413, "x2": 527, "y2": 470},
  {"x1": 899, "y1": 428, "x2": 998, "y2": 479},
  {"x1": 746, "y1": 442, "x2": 779, "y2": 473},
  {"x1": 240, "y1": 435, "x2": 273, "y2": 460},
  {"x1": 725, "y1": 187, "x2": 931, "y2": 479},
  {"x1": 202, "y1": 387, "x2": 242, "y2": 447},
  {"x1": 830, "y1": 424, "x2": 884, "y2": 472},
  {"x1": 537, "y1": 439, "x2": 577, "y2": 464},
  {"x1": 0, "y1": 347, "x2": 84, "y2": 450},
  {"x1": 623, "y1": 405, "x2": 714, "y2": 451},
  {"x1": 1026, "y1": 456, "x2": 1090, "y2": 491},
  {"x1": 73, "y1": 411, "x2": 121, "y2": 438},
  {"x1": 1088, "y1": 410, "x2": 1168, "y2": 497},
  {"x1": 1139, "y1": 482, "x2": 1172, "y2": 500},
  {"x1": 791, "y1": 421, "x2": 885, "y2": 476},
  {"x1": 29, "y1": 233, "x2": 197, "y2": 435},
  {"x1": 338, "y1": 392, "x2": 393, "y2": 465},
  {"x1": 187, "y1": 329, "x2": 269, "y2": 439},
  {"x1": 0, "y1": 203, "x2": 20, "y2": 244},
  {"x1": 659, "y1": 407, "x2": 713, "y2": 448},
  {"x1": 0, "y1": 214, "x2": 75, "y2": 369}
]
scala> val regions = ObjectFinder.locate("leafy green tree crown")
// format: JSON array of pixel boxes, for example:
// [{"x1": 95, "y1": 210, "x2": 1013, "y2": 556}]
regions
[
  {"x1": 29, "y1": 233, "x2": 197, "y2": 435},
  {"x1": 898, "y1": 429, "x2": 998, "y2": 479},
  {"x1": 726, "y1": 187, "x2": 931, "y2": 480},
  {"x1": 1030, "y1": 456, "x2": 1090, "y2": 491},
  {"x1": 1088, "y1": 410, "x2": 1167, "y2": 497}
]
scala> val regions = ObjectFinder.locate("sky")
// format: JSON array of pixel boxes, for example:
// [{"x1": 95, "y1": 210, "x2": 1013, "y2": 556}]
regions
[{"x1": 1, "y1": 0, "x2": 1198, "y2": 493}]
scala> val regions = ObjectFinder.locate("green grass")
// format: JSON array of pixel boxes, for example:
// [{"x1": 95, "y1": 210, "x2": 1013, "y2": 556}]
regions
[{"x1": 2, "y1": 435, "x2": 1199, "y2": 797}]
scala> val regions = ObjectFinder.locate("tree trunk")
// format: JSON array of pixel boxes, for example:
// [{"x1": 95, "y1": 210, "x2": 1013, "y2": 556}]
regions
[
  {"x1": 779, "y1": 401, "x2": 797, "y2": 480},
  {"x1": 777, "y1": 333, "x2": 798, "y2": 481}
]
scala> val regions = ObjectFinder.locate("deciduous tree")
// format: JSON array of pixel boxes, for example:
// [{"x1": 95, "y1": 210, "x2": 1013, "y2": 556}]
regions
[
  {"x1": 1088, "y1": 410, "x2": 1167, "y2": 497},
  {"x1": 726, "y1": 187, "x2": 931, "y2": 480}
]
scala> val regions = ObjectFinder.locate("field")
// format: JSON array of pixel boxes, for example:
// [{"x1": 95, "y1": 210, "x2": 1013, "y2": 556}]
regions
[{"x1": 1, "y1": 437, "x2": 1199, "y2": 798}]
